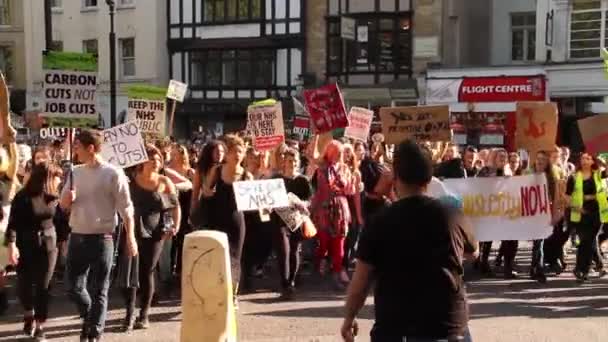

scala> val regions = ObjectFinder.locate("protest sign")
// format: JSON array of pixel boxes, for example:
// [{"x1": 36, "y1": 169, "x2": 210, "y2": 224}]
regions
[
  {"x1": 166, "y1": 80, "x2": 188, "y2": 102},
  {"x1": 344, "y1": 107, "x2": 374, "y2": 142},
  {"x1": 303, "y1": 84, "x2": 349, "y2": 133},
  {"x1": 379, "y1": 105, "x2": 451, "y2": 144},
  {"x1": 247, "y1": 100, "x2": 285, "y2": 151},
  {"x1": 514, "y1": 102, "x2": 558, "y2": 152},
  {"x1": 42, "y1": 51, "x2": 98, "y2": 128},
  {"x1": 292, "y1": 116, "x2": 311, "y2": 141},
  {"x1": 275, "y1": 193, "x2": 308, "y2": 232},
  {"x1": 232, "y1": 179, "x2": 289, "y2": 212},
  {"x1": 126, "y1": 85, "x2": 167, "y2": 136},
  {"x1": 101, "y1": 120, "x2": 148, "y2": 168},
  {"x1": 577, "y1": 115, "x2": 608, "y2": 155},
  {"x1": 439, "y1": 174, "x2": 553, "y2": 242}
]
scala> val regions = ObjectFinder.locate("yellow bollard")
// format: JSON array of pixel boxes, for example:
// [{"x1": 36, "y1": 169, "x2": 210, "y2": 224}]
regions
[{"x1": 181, "y1": 231, "x2": 237, "y2": 342}]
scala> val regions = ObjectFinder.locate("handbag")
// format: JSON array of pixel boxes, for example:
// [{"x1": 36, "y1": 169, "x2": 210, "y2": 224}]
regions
[{"x1": 301, "y1": 216, "x2": 317, "y2": 239}]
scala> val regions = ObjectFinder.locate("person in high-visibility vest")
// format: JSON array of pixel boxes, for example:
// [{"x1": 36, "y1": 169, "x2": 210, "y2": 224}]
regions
[{"x1": 565, "y1": 152, "x2": 608, "y2": 283}]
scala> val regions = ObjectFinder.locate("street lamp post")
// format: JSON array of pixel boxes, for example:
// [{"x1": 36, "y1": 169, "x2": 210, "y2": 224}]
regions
[{"x1": 107, "y1": 0, "x2": 117, "y2": 127}]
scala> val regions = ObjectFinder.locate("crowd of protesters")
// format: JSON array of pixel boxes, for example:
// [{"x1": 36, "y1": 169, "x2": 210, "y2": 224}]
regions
[{"x1": 0, "y1": 119, "x2": 606, "y2": 341}]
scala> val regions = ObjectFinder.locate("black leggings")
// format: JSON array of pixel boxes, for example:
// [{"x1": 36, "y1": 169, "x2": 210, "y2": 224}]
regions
[
  {"x1": 17, "y1": 247, "x2": 58, "y2": 322},
  {"x1": 123, "y1": 239, "x2": 164, "y2": 318},
  {"x1": 272, "y1": 226, "x2": 302, "y2": 289},
  {"x1": 574, "y1": 216, "x2": 602, "y2": 275}
]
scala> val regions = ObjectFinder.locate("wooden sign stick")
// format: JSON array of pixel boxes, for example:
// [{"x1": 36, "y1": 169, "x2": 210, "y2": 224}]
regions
[{"x1": 168, "y1": 99, "x2": 177, "y2": 137}]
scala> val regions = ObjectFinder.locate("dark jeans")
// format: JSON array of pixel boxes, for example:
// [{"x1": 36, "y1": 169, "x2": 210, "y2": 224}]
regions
[
  {"x1": 273, "y1": 226, "x2": 302, "y2": 289},
  {"x1": 66, "y1": 233, "x2": 114, "y2": 338},
  {"x1": 17, "y1": 247, "x2": 58, "y2": 322},
  {"x1": 543, "y1": 218, "x2": 570, "y2": 266},
  {"x1": 343, "y1": 223, "x2": 360, "y2": 269},
  {"x1": 480, "y1": 241, "x2": 517, "y2": 271},
  {"x1": 574, "y1": 216, "x2": 602, "y2": 275},
  {"x1": 531, "y1": 240, "x2": 544, "y2": 272}
]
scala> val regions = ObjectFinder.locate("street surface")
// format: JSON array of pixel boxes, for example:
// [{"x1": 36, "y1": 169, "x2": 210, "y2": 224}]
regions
[{"x1": 1, "y1": 247, "x2": 607, "y2": 342}]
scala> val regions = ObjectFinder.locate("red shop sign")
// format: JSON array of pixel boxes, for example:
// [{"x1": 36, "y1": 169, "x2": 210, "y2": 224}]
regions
[{"x1": 458, "y1": 76, "x2": 546, "y2": 102}]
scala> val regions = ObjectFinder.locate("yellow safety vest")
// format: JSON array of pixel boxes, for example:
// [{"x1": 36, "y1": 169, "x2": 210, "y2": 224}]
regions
[{"x1": 570, "y1": 171, "x2": 608, "y2": 223}]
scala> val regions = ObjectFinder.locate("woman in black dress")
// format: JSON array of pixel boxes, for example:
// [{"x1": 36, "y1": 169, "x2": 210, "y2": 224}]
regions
[
  {"x1": 117, "y1": 144, "x2": 180, "y2": 331},
  {"x1": 200, "y1": 134, "x2": 252, "y2": 299},
  {"x1": 5, "y1": 162, "x2": 62, "y2": 340}
]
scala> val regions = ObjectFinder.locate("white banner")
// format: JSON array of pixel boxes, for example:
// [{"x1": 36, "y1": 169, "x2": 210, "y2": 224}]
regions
[
  {"x1": 166, "y1": 80, "x2": 188, "y2": 102},
  {"x1": 101, "y1": 120, "x2": 148, "y2": 168},
  {"x1": 232, "y1": 179, "x2": 289, "y2": 212},
  {"x1": 440, "y1": 174, "x2": 553, "y2": 242},
  {"x1": 344, "y1": 107, "x2": 373, "y2": 142},
  {"x1": 127, "y1": 99, "x2": 166, "y2": 135}
]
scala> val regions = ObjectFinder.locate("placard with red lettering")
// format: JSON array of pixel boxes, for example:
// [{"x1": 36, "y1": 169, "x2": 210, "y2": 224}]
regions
[
  {"x1": 440, "y1": 174, "x2": 552, "y2": 241},
  {"x1": 514, "y1": 102, "x2": 558, "y2": 152},
  {"x1": 577, "y1": 115, "x2": 608, "y2": 155},
  {"x1": 302, "y1": 84, "x2": 349, "y2": 133},
  {"x1": 344, "y1": 107, "x2": 374, "y2": 142},
  {"x1": 248, "y1": 101, "x2": 285, "y2": 151},
  {"x1": 292, "y1": 115, "x2": 310, "y2": 141}
]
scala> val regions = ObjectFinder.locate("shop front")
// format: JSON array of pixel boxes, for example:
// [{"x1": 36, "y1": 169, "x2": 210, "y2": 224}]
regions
[{"x1": 425, "y1": 67, "x2": 548, "y2": 151}]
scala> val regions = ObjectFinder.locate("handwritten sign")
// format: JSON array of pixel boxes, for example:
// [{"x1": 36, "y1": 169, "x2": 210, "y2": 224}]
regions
[
  {"x1": 166, "y1": 80, "x2": 188, "y2": 102},
  {"x1": 101, "y1": 120, "x2": 148, "y2": 168},
  {"x1": 127, "y1": 99, "x2": 166, "y2": 135},
  {"x1": 578, "y1": 114, "x2": 608, "y2": 155},
  {"x1": 39, "y1": 127, "x2": 81, "y2": 140},
  {"x1": 232, "y1": 179, "x2": 289, "y2": 212},
  {"x1": 275, "y1": 193, "x2": 308, "y2": 232},
  {"x1": 379, "y1": 105, "x2": 451, "y2": 144},
  {"x1": 247, "y1": 101, "x2": 285, "y2": 151},
  {"x1": 514, "y1": 102, "x2": 558, "y2": 152},
  {"x1": 303, "y1": 84, "x2": 349, "y2": 134},
  {"x1": 344, "y1": 107, "x2": 374, "y2": 142}
]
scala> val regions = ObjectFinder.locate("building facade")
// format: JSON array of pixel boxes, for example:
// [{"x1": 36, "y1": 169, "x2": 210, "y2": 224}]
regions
[
  {"x1": 24, "y1": 0, "x2": 168, "y2": 128},
  {"x1": 167, "y1": 0, "x2": 305, "y2": 137},
  {"x1": 0, "y1": 0, "x2": 27, "y2": 113}
]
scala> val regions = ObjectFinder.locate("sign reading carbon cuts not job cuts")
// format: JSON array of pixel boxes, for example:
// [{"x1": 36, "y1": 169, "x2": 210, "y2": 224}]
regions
[
  {"x1": 101, "y1": 120, "x2": 148, "y2": 169},
  {"x1": 42, "y1": 51, "x2": 98, "y2": 128}
]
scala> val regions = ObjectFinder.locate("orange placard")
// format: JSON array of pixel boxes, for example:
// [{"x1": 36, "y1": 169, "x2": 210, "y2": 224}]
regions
[{"x1": 514, "y1": 102, "x2": 558, "y2": 152}]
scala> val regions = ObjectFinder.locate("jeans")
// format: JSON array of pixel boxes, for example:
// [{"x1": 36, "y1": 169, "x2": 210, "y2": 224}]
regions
[
  {"x1": 531, "y1": 239, "x2": 544, "y2": 272},
  {"x1": 66, "y1": 233, "x2": 114, "y2": 338},
  {"x1": 17, "y1": 246, "x2": 58, "y2": 322}
]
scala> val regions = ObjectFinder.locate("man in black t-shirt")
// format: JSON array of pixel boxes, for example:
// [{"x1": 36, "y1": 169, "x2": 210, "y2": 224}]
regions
[{"x1": 341, "y1": 140, "x2": 477, "y2": 342}]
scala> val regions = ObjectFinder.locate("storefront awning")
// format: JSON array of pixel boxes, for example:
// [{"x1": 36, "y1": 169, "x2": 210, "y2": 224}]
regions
[{"x1": 340, "y1": 79, "x2": 418, "y2": 103}]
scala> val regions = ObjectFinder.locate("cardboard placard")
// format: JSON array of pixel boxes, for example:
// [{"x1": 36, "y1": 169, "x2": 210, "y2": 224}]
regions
[
  {"x1": 292, "y1": 115, "x2": 311, "y2": 141},
  {"x1": 275, "y1": 193, "x2": 308, "y2": 232},
  {"x1": 514, "y1": 102, "x2": 558, "y2": 152},
  {"x1": 379, "y1": 105, "x2": 451, "y2": 144},
  {"x1": 303, "y1": 84, "x2": 349, "y2": 134},
  {"x1": 232, "y1": 179, "x2": 289, "y2": 212},
  {"x1": 247, "y1": 101, "x2": 285, "y2": 151},
  {"x1": 101, "y1": 120, "x2": 148, "y2": 169},
  {"x1": 166, "y1": 80, "x2": 188, "y2": 102},
  {"x1": 127, "y1": 99, "x2": 166, "y2": 135},
  {"x1": 577, "y1": 114, "x2": 608, "y2": 155},
  {"x1": 42, "y1": 51, "x2": 98, "y2": 128},
  {"x1": 344, "y1": 107, "x2": 374, "y2": 142}
]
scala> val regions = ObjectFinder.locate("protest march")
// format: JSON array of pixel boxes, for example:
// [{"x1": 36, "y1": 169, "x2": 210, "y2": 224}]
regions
[{"x1": 1, "y1": 37, "x2": 608, "y2": 342}]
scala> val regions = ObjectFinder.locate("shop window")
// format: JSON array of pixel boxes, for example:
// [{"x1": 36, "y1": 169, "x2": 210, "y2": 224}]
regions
[
  {"x1": 191, "y1": 49, "x2": 273, "y2": 88},
  {"x1": 203, "y1": 0, "x2": 261, "y2": 23},
  {"x1": 511, "y1": 13, "x2": 536, "y2": 62},
  {"x1": 0, "y1": 0, "x2": 10, "y2": 26},
  {"x1": 569, "y1": 1, "x2": 604, "y2": 59},
  {"x1": 82, "y1": 39, "x2": 98, "y2": 55}
]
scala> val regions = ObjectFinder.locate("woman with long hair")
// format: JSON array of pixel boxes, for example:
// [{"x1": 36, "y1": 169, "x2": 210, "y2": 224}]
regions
[
  {"x1": 526, "y1": 150, "x2": 557, "y2": 283},
  {"x1": 311, "y1": 140, "x2": 353, "y2": 290},
  {"x1": 201, "y1": 135, "x2": 252, "y2": 301},
  {"x1": 117, "y1": 144, "x2": 180, "y2": 331},
  {"x1": 190, "y1": 140, "x2": 225, "y2": 227},
  {"x1": 271, "y1": 148, "x2": 312, "y2": 299},
  {"x1": 5, "y1": 162, "x2": 62, "y2": 340},
  {"x1": 565, "y1": 152, "x2": 608, "y2": 283},
  {"x1": 168, "y1": 145, "x2": 195, "y2": 277},
  {"x1": 477, "y1": 148, "x2": 518, "y2": 278},
  {"x1": 341, "y1": 143, "x2": 364, "y2": 271}
]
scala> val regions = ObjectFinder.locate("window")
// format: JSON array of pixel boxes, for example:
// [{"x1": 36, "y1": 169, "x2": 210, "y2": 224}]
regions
[
  {"x1": 511, "y1": 13, "x2": 536, "y2": 62},
  {"x1": 0, "y1": 46, "x2": 13, "y2": 82},
  {"x1": 51, "y1": 0, "x2": 62, "y2": 8},
  {"x1": 569, "y1": 0, "x2": 606, "y2": 58},
  {"x1": 51, "y1": 41, "x2": 63, "y2": 51},
  {"x1": 82, "y1": 39, "x2": 98, "y2": 54},
  {"x1": 191, "y1": 49, "x2": 274, "y2": 88},
  {"x1": 327, "y1": 14, "x2": 412, "y2": 75},
  {"x1": 0, "y1": 0, "x2": 10, "y2": 26},
  {"x1": 203, "y1": 0, "x2": 261, "y2": 23},
  {"x1": 84, "y1": 0, "x2": 97, "y2": 7},
  {"x1": 119, "y1": 0, "x2": 134, "y2": 5},
  {"x1": 119, "y1": 38, "x2": 135, "y2": 77}
]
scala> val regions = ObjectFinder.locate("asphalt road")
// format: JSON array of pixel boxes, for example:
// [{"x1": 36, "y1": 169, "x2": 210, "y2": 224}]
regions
[{"x1": 1, "y1": 248, "x2": 608, "y2": 342}]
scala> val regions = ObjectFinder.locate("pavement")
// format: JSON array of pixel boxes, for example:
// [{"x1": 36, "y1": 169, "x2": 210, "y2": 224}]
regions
[{"x1": 1, "y1": 247, "x2": 608, "y2": 342}]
